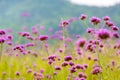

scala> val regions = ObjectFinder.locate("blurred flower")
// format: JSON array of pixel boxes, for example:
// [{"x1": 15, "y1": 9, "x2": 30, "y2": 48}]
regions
[
  {"x1": 64, "y1": 55, "x2": 72, "y2": 61},
  {"x1": 38, "y1": 35, "x2": 48, "y2": 41},
  {"x1": 59, "y1": 20, "x2": 70, "y2": 28},
  {"x1": 97, "y1": 29, "x2": 111, "y2": 40},
  {"x1": 76, "y1": 39, "x2": 86, "y2": 48},
  {"x1": 80, "y1": 14, "x2": 87, "y2": 20},
  {"x1": 103, "y1": 16, "x2": 110, "y2": 21},
  {"x1": 21, "y1": 12, "x2": 30, "y2": 17},
  {"x1": 90, "y1": 17, "x2": 101, "y2": 25}
]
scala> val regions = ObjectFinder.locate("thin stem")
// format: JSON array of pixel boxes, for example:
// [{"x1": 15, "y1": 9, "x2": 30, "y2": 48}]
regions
[
  {"x1": 0, "y1": 43, "x2": 3, "y2": 61},
  {"x1": 62, "y1": 27, "x2": 66, "y2": 53}
]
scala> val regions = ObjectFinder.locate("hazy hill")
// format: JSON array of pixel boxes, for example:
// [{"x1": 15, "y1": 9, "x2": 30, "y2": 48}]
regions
[{"x1": 0, "y1": 0, "x2": 120, "y2": 34}]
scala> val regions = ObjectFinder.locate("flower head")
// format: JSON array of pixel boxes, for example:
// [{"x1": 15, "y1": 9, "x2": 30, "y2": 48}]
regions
[
  {"x1": 38, "y1": 35, "x2": 48, "y2": 41},
  {"x1": 97, "y1": 29, "x2": 111, "y2": 40},
  {"x1": 76, "y1": 39, "x2": 86, "y2": 48},
  {"x1": 90, "y1": 17, "x2": 101, "y2": 25}
]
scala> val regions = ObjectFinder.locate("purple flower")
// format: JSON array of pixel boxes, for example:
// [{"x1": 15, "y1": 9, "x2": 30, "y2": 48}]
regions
[
  {"x1": 19, "y1": 32, "x2": 30, "y2": 37},
  {"x1": 0, "y1": 38, "x2": 5, "y2": 44},
  {"x1": 54, "y1": 66, "x2": 62, "y2": 70},
  {"x1": 69, "y1": 66, "x2": 76, "y2": 73},
  {"x1": 86, "y1": 28, "x2": 94, "y2": 33},
  {"x1": 15, "y1": 71, "x2": 20, "y2": 76},
  {"x1": 40, "y1": 69, "x2": 44, "y2": 73},
  {"x1": 103, "y1": 16, "x2": 110, "y2": 21},
  {"x1": 27, "y1": 69, "x2": 32, "y2": 73},
  {"x1": 64, "y1": 55, "x2": 72, "y2": 61},
  {"x1": 78, "y1": 72, "x2": 87, "y2": 79},
  {"x1": 69, "y1": 61, "x2": 74, "y2": 66},
  {"x1": 48, "y1": 55, "x2": 57, "y2": 61},
  {"x1": 59, "y1": 20, "x2": 70, "y2": 28},
  {"x1": 58, "y1": 48, "x2": 63, "y2": 53},
  {"x1": 90, "y1": 17, "x2": 101, "y2": 25},
  {"x1": 32, "y1": 27, "x2": 38, "y2": 34},
  {"x1": 106, "y1": 21, "x2": 114, "y2": 27},
  {"x1": 97, "y1": 29, "x2": 111, "y2": 40},
  {"x1": 61, "y1": 62, "x2": 68, "y2": 67},
  {"x1": 113, "y1": 32, "x2": 119, "y2": 38},
  {"x1": 80, "y1": 14, "x2": 87, "y2": 20},
  {"x1": 25, "y1": 43, "x2": 35, "y2": 47},
  {"x1": 27, "y1": 36, "x2": 34, "y2": 40},
  {"x1": 111, "y1": 26, "x2": 119, "y2": 31},
  {"x1": 76, "y1": 39, "x2": 86, "y2": 48},
  {"x1": 38, "y1": 35, "x2": 48, "y2": 41},
  {"x1": 76, "y1": 64, "x2": 84, "y2": 70},
  {"x1": 91, "y1": 67, "x2": 102, "y2": 75},
  {"x1": 0, "y1": 30, "x2": 6, "y2": 35},
  {"x1": 7, "y1": 34, "x2": 13, "y2": 41}
]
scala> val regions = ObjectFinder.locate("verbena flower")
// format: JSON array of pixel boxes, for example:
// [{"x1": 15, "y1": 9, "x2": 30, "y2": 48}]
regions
[
  {"x1": 59, "y1": 20, "x2": 70, "y2": 28},
  {"x1": 80, "y1": 14, "x2": 87, "y2": 20},
  {"x1": 90, "y1": 17, "x2": 101, "y2": 25},
  {"x1": 103, "y1": 16, "x2": 110, "y2": 21},
  {"x1": 64, "y1": 55, "x2": 72, "y2": 61},
  {"x1": 38, "y1": 35, "x2": 48, "y2": 41},
  {"x1": 76, "y1": 39, "x2": 86, "y2": 48},
  {"x1": 97, "y1": 29, "x2": 111, "y2": 40}
]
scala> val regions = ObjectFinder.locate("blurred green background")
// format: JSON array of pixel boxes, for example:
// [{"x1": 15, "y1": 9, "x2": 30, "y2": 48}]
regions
[{"x1": 0, "y1": 0, "x2": 120, "y2": 34}]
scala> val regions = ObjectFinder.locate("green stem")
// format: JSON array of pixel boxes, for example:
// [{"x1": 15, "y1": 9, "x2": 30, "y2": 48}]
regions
[{"x1": 0, "y1": 43, "x2": 3, "y2": 61}]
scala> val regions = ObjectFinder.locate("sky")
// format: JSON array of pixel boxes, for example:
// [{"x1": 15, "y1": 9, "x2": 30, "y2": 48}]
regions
[{"x1": 69, "y1": 0, "x2": 120, "y2": 7}]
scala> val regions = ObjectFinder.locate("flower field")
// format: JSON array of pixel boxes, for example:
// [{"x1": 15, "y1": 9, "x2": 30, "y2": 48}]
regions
[{"x1": 0, "y1": 15, "x2": 120, "y2": 80}]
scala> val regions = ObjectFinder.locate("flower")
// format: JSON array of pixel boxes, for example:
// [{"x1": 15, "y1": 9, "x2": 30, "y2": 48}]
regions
[
  {"x1": 61, "y1": 62, "x2": 68, "y2": 67},
  {"x1": 103, "y1": 16, "x2": 110, "y2": 21},
  {"x1": 91, "y1": 67, "x2": 102, "y2": 75},
  {"x1": 111, "y1": 26, "x2": 119, "y2": 31},
  {"x1": 106, "y1": 21, "x2": 114, "y2": 27},
  {"x1": 54, "y1": 66, "x2": 62, "y2": 70},
  {"x1": 0, "y1": 38, "x2": 5, "y2": 44},
  {"x1": 90, "y1": 17, "x2": 101, "y2": 25},
  {"x1": 0, "y1": 30, "x2": 6, "y2": 35},
  {"x1": 76, "y1": 39, "x2": 86, "y2": 48},
  {"x1": 59, "y1": 20, "x2": 70, "y2": 27},
  {"x1": 38, "y1": 35, "x2": 48, "y2": 41},
  {"x1": 113, "y1": 32, "x2": 119, "y2": 38},
  {"x1": 64, "y1": 55, "x2": 72, "y2": 61},
  {"x1": 19, "y1": 32, "x2": 30, "y2": 37},
  {"x1": 80, "y1": 14, "x2": 87, "y2": 20},
  {"x1": 97, "y1": 29, "x2": 111, "y2": 40}
]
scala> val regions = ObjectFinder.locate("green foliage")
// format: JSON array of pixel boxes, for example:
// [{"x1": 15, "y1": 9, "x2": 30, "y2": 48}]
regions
[{"x1": 0, "y1": 0, "x2": 120, "y2": 34}]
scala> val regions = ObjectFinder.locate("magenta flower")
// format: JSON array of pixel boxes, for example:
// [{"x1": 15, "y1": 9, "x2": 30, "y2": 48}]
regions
[
  {"x1": 106, "y1": 21, "x2": 114, "y2": 27},
  {"x1": 113, "y1": 32, "x2": 119, "y2": 38},
  {"x1": 19, "y1": 32, "x2": 30, "y2": 37},
  {"x1": 97, "y1": 29, "x2": 111, "y2": 40},
  {"x1": 15, "y1": 71, "x2": 20, "y2": 76},
  {"x1": 80, "y1": 14, "x2": 87, "y2": 20},
  {"x1": 76, "y1": 39, "x2": 86, "y2": 48},
  {"x1": 0, "y1": 30, "x2": 6, "y2": 35},
  {"x1": 78, "y1": 72, "x2": 87, "y2": 79},
  {"x1": 111, "y1": 26, "x2": 119, "y2": 31},
  {"x1": 103, "y1": 16, "x2": 110, "y2": 21},
  {"x1": 54, "y1": 66, "x2": 62, "y2": 70},
  {"x1": 59, "y1": 20, "x2": 70, "y2": 28},
  {"x1": 61, "y1": 62, "x2": 68, "y2": 67},
  {"x1": 69, "y1": 66, "x2": 76, "y2": 73},
  {"x1": 38, "y1": 35, "x2": 48, "y2": 41},
  {"x1": 90, "y1": 17, "x2": 101, "y2": 25},
  {"x1": 64, "y1": 55, "x2": 72, "y2": 61},
  {"x1": 91, "y1": 67, "x2": 102, "y2": 75}
]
